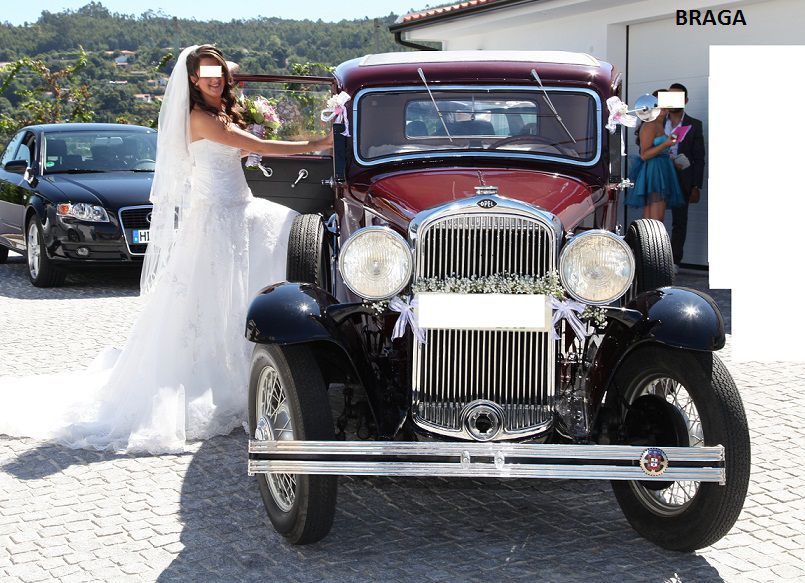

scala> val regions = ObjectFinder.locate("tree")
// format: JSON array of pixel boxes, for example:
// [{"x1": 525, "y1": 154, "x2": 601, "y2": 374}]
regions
[{"x1": 0, "y1": 48, "x2": 94, "y2": 140}]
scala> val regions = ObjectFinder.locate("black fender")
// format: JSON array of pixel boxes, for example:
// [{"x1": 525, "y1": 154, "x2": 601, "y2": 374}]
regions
[
  {"x1": 588, "y1": 286, "x2": 726, "y2": 409},
  {"x1": 245, "y1": 282, "x2": 397, "y2": 436}
]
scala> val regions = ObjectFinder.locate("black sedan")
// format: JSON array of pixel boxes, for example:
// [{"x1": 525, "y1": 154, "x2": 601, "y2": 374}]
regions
[{"x1": 0, "y1": 123, "x2": 156, "y2": 286}]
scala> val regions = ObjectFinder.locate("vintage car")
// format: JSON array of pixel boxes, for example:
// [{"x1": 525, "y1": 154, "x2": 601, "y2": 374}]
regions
[
  {"x1": 0, "y1": 123, "x2": 156, "y2": 287},
  {"x1": 239, "y1": 51, "x2": 750, "y2": 551}
]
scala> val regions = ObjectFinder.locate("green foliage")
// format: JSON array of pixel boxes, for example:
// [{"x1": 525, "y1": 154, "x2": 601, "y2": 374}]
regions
[
  {"x1": 0, "y1": 48, "x2": 94, "y2": 140},
  {"x1": 0, "y1": 3, "x2": 408, "y2": 140}
]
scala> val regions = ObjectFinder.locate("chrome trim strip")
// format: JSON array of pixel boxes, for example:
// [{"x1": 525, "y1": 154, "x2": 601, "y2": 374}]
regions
[
  {"x1": 249, "y1": 440, "x2": 725, "y2": 462},
  {"x1": 117, "y1": 204, "x2": 152, "y2": 257},
  {"x1": 247, "y1": 441, "x2": 726, "y2": 483},
  {"x1": 408, "y1": 194, "x2": 562, "y2": 244},
  {"x1": 352, "y1": 85, "x2": 603, "y2": 168},
  {"x1": 248, "y1": 461, "x2": 725, "y2": 483}
]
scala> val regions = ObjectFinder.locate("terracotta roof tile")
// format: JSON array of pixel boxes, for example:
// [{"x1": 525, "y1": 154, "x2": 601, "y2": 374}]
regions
[{"x1": 401, "y1": 0, "x2": 498, "y2": 23}]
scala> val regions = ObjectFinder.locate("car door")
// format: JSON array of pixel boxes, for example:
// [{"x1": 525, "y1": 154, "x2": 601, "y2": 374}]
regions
[
  {"x1": 0, "y1": 130, "x2": 31, "y2": 250},
  {"x1": 244, "y1": 154, "x2": 334, "y2": 214},
  {"x1": 235, "y1": 73, "x2": 337, "y2": 216}
]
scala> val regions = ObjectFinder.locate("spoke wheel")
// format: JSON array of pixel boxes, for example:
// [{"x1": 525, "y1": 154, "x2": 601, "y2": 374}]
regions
[
  {"x1": 627, "y1": 377, "x2": 704, "y2": 516},
  {"x1": 255, "y1": 364, "x2": 296, "y2": 512},
  {"x1": 249, "y1": 344, "x2": 337, "y2": 545},
  {"x1": 608, "y1": 345, "x2": 750, "y2": 551}
]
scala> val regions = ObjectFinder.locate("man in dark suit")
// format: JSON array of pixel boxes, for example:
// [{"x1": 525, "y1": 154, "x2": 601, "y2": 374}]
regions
[{"x1": 665, "y1": 83, "x2": 705, "y2": 270}]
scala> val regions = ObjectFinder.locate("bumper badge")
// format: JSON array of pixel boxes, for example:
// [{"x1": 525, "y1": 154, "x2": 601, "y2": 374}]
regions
[{"x1": 639, "y1": 447, "x2": 669, "y2": 477}]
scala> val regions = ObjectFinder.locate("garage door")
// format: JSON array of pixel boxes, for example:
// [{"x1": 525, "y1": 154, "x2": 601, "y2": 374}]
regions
[{"x1": 625, "y1": 0, "x2": 805, "y2": 267}]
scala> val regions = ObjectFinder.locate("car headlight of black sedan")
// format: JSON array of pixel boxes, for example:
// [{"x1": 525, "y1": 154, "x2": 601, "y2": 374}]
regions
[{"x1": 56, "y1": 203, "x2": 110, "y2": 222}]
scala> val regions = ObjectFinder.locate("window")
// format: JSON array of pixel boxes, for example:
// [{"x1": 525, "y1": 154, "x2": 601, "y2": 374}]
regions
[
  {"x1": 358, "y1": 88, "x2": 598, "y2": 165},
  {"x1": 43, "y1": 130, "x2": 157, "y2": 173},
  {"x1": 1, "y1": 132, "x2": 25, "y2": 166}
]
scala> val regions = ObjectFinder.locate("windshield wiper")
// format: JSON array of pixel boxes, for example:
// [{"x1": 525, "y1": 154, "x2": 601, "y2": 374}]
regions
[
  {"x1": 530, "y1": 69, "x2": 577, "y2": 144},
  {"x1": 128, "y1": 168, "x2": 154, "y2": 172},
  {"x1": 418, "y1": 67, "x2": 453, "y2": 142},
  {"x1": 47, "y1": 169, "x2": 105, "y2": 174}
]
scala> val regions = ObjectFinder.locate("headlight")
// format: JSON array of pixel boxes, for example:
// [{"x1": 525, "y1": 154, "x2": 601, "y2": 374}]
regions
[
  {"x1": 56, "y1": 203, "x2": 110, "y2": 222},
  {"x1": 339, "y1": 227, "x2": 412, "y2": 299},
  {"x1": 559, "y1": 230, "x2": 634, "y2": 305}
]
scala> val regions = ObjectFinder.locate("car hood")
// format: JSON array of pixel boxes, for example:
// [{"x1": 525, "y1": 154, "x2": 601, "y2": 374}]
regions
[
  {"x1": 364, "y1": 168, "x2": 600, "y2": 231},
  {"x1": 41, "y1": 172, "x2": 154, "y2": 208}
]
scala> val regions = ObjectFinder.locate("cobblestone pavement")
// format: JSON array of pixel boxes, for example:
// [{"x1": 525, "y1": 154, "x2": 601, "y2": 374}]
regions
[{"x1": 1, "y1": 252, "x2": 803, "y2": 582}]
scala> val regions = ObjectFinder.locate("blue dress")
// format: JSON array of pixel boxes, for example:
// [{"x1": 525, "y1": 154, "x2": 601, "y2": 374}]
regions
[{"x1": 626, "y1": 135, "x2": 684, "y2": 208}]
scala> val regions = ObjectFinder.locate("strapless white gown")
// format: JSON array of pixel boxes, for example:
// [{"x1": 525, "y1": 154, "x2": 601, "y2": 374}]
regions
[{"x1": 0, "y1": 139, "x2": 296, "y2": 453}]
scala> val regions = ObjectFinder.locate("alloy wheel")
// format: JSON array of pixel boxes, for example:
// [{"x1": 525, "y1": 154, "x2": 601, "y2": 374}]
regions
[{"x1": 27, "y1": 221, "x2": 40, "y2": 279}]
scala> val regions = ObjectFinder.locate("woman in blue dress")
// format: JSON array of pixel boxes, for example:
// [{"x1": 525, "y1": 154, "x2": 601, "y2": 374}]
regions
[{"x1": 627, "y1": 101, "x2": 685, "y2": 220}]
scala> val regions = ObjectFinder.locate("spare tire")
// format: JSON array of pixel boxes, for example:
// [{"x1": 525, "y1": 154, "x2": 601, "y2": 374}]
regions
[
  {"x1": 286, "y1": 214, "x2": 330, "y2": 290},
  {"x1": 625, "y1": 219, "x2": 674, "y2": 300}
]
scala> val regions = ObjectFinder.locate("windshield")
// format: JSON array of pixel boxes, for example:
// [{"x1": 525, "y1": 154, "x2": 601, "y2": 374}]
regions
[
  {"x1": 357, "y1": 89, "x2": 598, "y2": 164},
  {"x1": 43, "y1": 130, "x2": 157, "y2": 173}
]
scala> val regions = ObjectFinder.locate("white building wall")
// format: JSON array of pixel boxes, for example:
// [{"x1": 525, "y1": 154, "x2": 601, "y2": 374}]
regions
[{"x1": 404, "y1": 0, "x2": 804, "y2": 266}]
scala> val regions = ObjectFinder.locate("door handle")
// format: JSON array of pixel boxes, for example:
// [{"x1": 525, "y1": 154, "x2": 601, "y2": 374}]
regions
[{"x1": 291, "y1": 169, "x2": 308, "y2": 188}]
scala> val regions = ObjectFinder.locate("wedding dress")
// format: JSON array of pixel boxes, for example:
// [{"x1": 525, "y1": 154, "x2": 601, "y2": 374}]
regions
[{"x1": 0, "y1": 138, "x2": 296, "y2": 453}]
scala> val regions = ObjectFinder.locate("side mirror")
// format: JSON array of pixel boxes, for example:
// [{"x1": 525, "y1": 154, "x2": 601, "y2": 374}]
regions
[
  {"x1": 4, "y1": 160, "x2": 29, "y2": 175},
  {"x1": 633, "y1": 94, "x2": 661, "y2": 122}
]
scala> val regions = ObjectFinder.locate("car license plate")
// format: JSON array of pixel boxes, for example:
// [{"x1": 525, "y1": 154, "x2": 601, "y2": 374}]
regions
[
  {"x1": 132, "y1": 229, "x2": 150, "y2": 244},
  {"x1": 415, "y1": 293, "x2": 551, "y2": 331}
]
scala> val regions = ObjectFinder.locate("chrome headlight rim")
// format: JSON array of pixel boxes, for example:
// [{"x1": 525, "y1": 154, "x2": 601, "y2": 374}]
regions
[
  {"x1": 338, "y1": 226, "x2": 413, "y2": 300},
  {"x1": 559, "y1": 230, "x2": 635, "y2": 306}
]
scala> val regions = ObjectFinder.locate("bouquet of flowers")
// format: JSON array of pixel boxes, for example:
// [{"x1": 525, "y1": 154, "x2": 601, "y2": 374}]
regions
[{"x1": 238, "y1": 94, "x2": 282, "y2": 176}]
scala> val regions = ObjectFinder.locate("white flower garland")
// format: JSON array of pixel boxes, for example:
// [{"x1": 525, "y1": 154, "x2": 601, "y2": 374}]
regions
[{"x1": 362, "y1": 272, "x2": 609, "y2": 331}]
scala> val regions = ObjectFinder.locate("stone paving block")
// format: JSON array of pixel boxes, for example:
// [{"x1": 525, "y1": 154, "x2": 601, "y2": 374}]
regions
[{"x1": 1, "y1": 258, "x2": 804, "y2": 582}]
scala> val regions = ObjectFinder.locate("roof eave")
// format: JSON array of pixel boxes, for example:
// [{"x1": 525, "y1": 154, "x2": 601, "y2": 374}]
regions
[{"x1": 389, "y1": 0, "x2": 540, "y2": 32}]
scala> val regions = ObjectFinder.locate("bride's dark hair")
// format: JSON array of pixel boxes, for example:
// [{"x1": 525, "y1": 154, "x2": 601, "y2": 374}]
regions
[{"x1": 186, "y1": 45, "x2": 246, "y2": 129}]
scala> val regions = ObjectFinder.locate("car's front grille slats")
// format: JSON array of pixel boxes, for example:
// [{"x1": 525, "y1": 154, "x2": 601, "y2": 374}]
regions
[
  {"x1": 416, "y1": 215, "x2": 552, "y2": 279},
  {"x1": 119, "y1": 208, "x2": 151, "y2": 230},
  {"x1": 412, "y1": 211, "x2": 556, "y2": 440},
  {"x1": 118, "y1": 205, "x2": 152, "y2": 256}
]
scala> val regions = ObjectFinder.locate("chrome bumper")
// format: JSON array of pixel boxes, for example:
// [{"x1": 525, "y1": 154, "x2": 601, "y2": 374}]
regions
[{"x1": 248, "y1": 441, "x2": 726, "y2": 484}]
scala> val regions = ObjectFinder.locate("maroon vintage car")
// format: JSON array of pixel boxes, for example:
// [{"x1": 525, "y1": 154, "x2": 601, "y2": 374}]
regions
[{"x1": 239, "y1": 51, "x2": 749, "y2": 551}]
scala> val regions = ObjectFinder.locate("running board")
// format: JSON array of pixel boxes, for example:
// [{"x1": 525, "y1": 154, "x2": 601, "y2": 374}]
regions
[{"x1": 248, "y1": 441, "x2": 726, "y2": 484}]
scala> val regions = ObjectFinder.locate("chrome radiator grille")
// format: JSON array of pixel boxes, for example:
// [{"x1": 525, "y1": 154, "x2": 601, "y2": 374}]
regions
[
  {"x1": 415, "y1": 215, "x2": 553, "y2": 279},
  {"x1": 412, "y1": 212, "x2": 557, "y2": 439}
]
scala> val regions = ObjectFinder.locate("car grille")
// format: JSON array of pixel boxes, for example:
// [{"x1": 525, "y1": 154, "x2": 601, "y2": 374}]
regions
[
  {"x1": 118, "y1": 205, "x2": 152, "y2": 256},
  {"x1": 120, "y1": 207, "x2": 152, "y2": 230},
  {"x1": 412, "y1": 212, "x2": 557, "y2": 440}
]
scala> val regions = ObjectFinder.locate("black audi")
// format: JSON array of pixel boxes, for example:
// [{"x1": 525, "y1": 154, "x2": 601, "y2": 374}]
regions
[{"x1": 0, "y1": 123, "x2": 156, "y2": 286}]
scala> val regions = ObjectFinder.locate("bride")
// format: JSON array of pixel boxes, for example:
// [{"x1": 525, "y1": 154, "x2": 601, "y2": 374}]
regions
[{"x1": 0, "y1": 45, "x2": 332, "y2": 454}]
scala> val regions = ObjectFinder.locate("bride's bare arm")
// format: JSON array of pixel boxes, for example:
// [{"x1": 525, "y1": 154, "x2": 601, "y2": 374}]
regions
[{"x1": 190, "y1": 110, "x2": 332, "y2": 155}]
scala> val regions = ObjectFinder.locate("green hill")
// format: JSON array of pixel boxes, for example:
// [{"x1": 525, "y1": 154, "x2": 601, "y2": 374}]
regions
[{"x1": 0, "y1": 1, "x2": 413, "y2": 134}]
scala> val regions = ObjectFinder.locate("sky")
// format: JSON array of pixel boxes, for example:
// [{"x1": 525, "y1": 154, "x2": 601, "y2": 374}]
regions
[{"x1": 4, "y1": 1, "x2": 430, "y2": 26}]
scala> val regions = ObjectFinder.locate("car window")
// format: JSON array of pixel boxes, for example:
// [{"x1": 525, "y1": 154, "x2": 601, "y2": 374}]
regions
[
  {"x1": 43, "y1": 129, "x2": 158, "y2": 173},
  {"x1": 15, "y1": 133, "x2": 36, "y2": 168},
  {"x1": 359, "y1": 88, "x2": 598, "y2": 165},
  {"x1": 1, "y1": 132, "x2": 25, "y2": 166}
]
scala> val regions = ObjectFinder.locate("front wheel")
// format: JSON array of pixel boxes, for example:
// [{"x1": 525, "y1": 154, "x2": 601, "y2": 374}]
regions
[
  {"x1": 609, "y1": 345, "x2": 750, "y2": 551},
  {"x1": 249, "y1": 344, "x2": 337, "y2": 545},
  {"x1": 26, "y1": 216, "x2": 66, "y2": 287}
]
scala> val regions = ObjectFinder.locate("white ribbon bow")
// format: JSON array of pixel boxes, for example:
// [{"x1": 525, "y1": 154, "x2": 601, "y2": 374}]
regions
[
  {"x1": 389, "y1": 296, "x2": 426, "y2": 344},
  {"x1": 549, "y1": 297, "x2": 590, "y2": 341},
  {"x1": 605, "y1": 96, "x2": 637, "y2": 134},
  {"x1": 320, "y1": 91, "x2": 352, "y2": 137}
]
